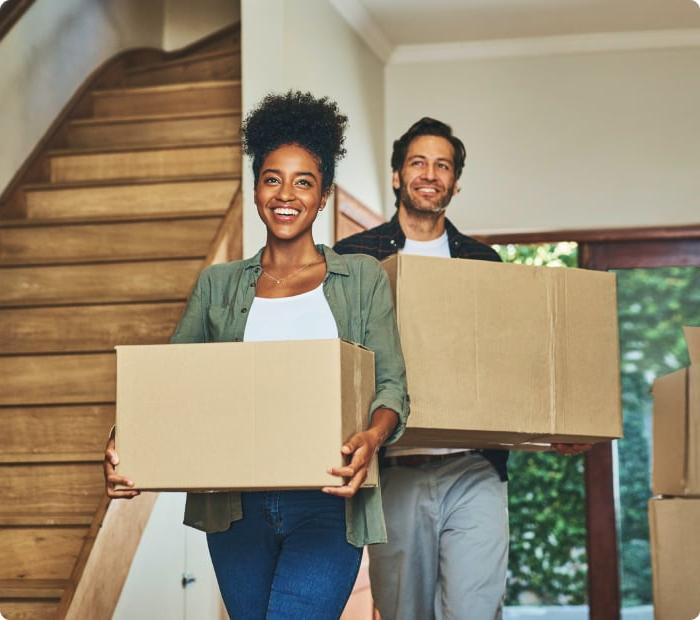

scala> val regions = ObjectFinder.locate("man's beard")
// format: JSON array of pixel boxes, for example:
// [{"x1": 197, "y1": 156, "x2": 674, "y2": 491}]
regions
[{"x1": 398, "y1": 178, "x2": 454, "y2": 218}]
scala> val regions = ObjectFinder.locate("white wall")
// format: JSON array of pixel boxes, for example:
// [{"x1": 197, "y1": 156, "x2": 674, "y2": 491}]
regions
[
  {"x1": 163, "y1": 0, "x2": 240, "y2": 51},
  {"x1": 113, "y1": 494, "x2": 224, "y2": 620},
  {"x1": 0, "y1": 0, "x2": 164, "y2": 197},
  {"x1": 241, "y1": 0, "x2": 386, "y2": 256},
  {"x1": 386, "y1": 48, "x2": 700, "y2": 233}
]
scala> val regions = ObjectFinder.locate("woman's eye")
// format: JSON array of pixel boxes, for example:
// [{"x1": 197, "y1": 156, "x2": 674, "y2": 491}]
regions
[
  {"x1": 296, "y1": 179, "x2": 311, "y2": 187},
  {"x1": 264, "y1": 177, "x2": 279, "y2": 185}
]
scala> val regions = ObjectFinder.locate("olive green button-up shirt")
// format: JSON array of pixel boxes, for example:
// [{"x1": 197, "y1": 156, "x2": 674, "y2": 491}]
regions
[{"x1": 170, "y1": 244, "x2": 409, "y2": 547}]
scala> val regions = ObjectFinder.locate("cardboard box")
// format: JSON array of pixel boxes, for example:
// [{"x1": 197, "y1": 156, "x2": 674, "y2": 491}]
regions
[
  {"x1": 649, "y1": 497, "x2": 700, "y2": 620},
  {"x1": 382, "y1": 255, "x2": 622, "y2": 450},
  {"x1": 115, "y1": 339, "x2": 377, "y2": 491},
  {"x1": 652, "y1": 326, "x2": 700, "y2": 496}
]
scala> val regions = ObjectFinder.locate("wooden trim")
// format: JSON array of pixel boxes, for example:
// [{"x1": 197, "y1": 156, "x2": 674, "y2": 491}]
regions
[
  {"x1": 584, "y1": 442, "x2": 621, "y2": 619},
  {"x1": 205, "y1": 187, "x2": 243, "y2": 265},
  {"x1": 581, "y1": 238, "x2": 700, "y2": 269},
  {"x1": 0, "y1": 0, "x2": 35, "y2": 41},
  {"x1": 56, "y1": 494, "x2": 158, "y2": 620},
  {"x1": 473, "y1": 224, "x2": 700, "y2": 245},
  {"x1": 334, "y1": 185, "x2": 385, "y2": 242}
]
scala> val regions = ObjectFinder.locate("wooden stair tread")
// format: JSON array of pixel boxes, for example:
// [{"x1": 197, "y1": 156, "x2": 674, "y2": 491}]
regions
[
  {"x1": 0, "y1": 209, "x2": 226, "y2": 228},
  {"x1": 0, "y1": 513, "x2": 94, "y2": 526},
  {"x1": 68, "y1": 108, "x2": 240, "y2": 126},
  {"x1": 0, "y1": 579, "x2": 68, "y2": 599},
  {"x1": 47, "y1": 137, "x2": 240, "y2": 157},
  {"x1": 0, "y1": 302, "x2": 184, "y2": 353},
  {"x1": 92, "y1": 79, "x2": 240, "y2": 97},
  {"x1": 48, "y1": 144, "x2": 241, "y2": 183},
  {"x1": 20, "y1": 176, "x2": 239, "y2": 219},
  {"x1": 0, "y1": 453, "x2": 105, "y2": 465},
  {"x1": 125, "y1": 48, "x2": 240, "y2": 76},
  {"x1": 21, "y1": 172, "x2": 239, "y2": 192}
]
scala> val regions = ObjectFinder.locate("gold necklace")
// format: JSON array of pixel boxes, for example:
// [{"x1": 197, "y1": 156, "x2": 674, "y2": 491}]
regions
[{"x1": 260, "y1": 256, "x2": 324, "y2": 285}]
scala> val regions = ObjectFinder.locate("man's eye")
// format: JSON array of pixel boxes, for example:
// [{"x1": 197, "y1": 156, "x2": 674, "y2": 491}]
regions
[{"x1": 411, "y1": 160, "x2": 424, "y2": 167}]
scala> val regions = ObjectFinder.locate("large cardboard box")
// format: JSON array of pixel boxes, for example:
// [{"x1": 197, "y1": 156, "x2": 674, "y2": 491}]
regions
[
  {"x1": 652, "y1": 326, "x2": 700, "y2": 496},
  {"x1": 382, "y1": 255, "x2": 622, "y2": 450},
  {"x1": 649, "y1": 497, "x2": 700, "y2": 620},
  {"x1": 115, "y1": 339, "x2": 377, "y2": 490}
]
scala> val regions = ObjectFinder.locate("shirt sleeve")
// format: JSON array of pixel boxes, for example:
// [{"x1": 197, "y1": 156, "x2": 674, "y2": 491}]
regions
[
  {"x1": 363, "y1": 265, "x2": 410, "y2": 445},
  {"x1": 170, "y1": 272, "x2": 208, "y2": 344}
]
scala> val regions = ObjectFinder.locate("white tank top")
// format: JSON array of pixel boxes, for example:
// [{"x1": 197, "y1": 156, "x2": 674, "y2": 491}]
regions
[{"x1": 243, "y1": 283, "x2": 338, "y2": 342}]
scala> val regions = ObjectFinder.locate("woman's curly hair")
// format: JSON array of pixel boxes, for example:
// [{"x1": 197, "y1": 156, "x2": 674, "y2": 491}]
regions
[{"x1": 241, "y1": 91, "x2": 348, "y2": 194}]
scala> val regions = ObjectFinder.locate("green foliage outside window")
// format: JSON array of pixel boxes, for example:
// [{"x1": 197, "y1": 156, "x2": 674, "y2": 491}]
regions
[{"x1": 614, "y1": 266, "x2": 700, "y2": 605}]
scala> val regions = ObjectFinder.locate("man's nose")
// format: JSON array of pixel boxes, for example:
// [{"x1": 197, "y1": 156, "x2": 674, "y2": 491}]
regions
[{"x1": 422, "y1": 164, "x2": 437, "y2": 180}]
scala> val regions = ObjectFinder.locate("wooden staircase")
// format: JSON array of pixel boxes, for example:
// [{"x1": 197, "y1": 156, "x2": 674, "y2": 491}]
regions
[{"x1": 0, "y1": 25, "x2": 242, "y2": 620}]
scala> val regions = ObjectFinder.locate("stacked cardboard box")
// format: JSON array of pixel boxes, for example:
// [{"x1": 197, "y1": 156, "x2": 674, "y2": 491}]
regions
[
  {"x1": 115, "y1": 339, "x2": 377, "y2": 490},
  {"x1": 649, "y1": 326, "x2": 700, "y2": 620},
  {"x1": 382, "y1": 255, "x2": 622, "y2": 451}
]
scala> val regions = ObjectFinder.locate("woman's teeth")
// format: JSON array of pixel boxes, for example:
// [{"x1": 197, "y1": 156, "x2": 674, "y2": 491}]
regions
[{"x1": 273, "y1": 207, "x2": 299, "y2": 216}]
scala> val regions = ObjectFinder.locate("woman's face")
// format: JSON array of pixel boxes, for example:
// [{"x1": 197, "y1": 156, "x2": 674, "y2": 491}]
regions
[{"x1": 255, "y1": 143, "x2": 327, "y2": 242}]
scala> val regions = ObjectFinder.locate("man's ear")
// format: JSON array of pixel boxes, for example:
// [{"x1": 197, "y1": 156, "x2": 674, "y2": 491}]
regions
[
  {"x1": 453, "y1": 183, "x2": 461, "y2": 196},
  {"x1": 392, "y1": 171, "x2": 400, "y2": 190}
]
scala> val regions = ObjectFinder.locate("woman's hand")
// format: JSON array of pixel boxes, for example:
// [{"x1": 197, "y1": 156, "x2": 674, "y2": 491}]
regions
[
  {"x1": 323, "y1": 407, "x2": 399, "y2": 498},
  {"x1": 104, "y1": 435, "x2": 140, "y2": 499},
  {"x1": 323, "y1": 428, "x2": 382, "y2": 498},
  {"x1": 551, "y1": 443, "x2": 593, "y2": 456}
]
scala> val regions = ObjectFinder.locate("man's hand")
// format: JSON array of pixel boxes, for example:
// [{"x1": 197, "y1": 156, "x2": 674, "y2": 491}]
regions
[
  {"x1": 322, "y1": 429, "x2": 382, "y2": 498},
  {"x1": 104, "y1": 435, "x2": 140, "y2": 499},
  {"x1": 551, "y1": 443, "x2": 593, "y2": 456}
]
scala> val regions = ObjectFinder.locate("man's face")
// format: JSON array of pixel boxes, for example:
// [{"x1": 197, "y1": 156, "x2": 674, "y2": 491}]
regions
[{"x1": 393, "y1": 135, "x2": 458, "y2": 215}]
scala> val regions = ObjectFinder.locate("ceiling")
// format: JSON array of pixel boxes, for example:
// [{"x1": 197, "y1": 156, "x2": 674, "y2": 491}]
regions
[{"x1": 359, "y1": 0, "x2": 700, "y2": 45}]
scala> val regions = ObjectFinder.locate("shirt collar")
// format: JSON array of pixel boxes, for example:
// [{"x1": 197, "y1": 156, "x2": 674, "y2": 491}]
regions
[{"x1": 242, "y1": 244, "x2": 350, "y2": 276}]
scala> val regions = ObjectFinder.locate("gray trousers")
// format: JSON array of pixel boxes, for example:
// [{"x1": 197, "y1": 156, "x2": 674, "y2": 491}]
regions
[{"x1": 369, "y1": 452, "x2": 509, "y2": 620}]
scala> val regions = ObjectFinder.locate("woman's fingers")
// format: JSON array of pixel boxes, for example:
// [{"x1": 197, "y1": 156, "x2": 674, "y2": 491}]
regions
[{"x1": 322, "y1": 466, "x2": 368, "y2": 497}]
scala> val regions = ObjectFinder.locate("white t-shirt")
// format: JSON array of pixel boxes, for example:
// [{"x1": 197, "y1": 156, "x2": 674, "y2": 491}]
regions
[
  {"x1": 390, "y1": 231, "x2": 467, "y2": 458},
  {"x1": 243, "y1": 283, "x2": 338, "y2": 342},
  {"x1": 400, "y1": 232, "x2": 451, "y2": 258}
]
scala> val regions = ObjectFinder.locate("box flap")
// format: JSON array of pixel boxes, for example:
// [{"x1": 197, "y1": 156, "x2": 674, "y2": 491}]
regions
[{"x1": 684, "y1": 326, "x2": 700, "y2": 365}]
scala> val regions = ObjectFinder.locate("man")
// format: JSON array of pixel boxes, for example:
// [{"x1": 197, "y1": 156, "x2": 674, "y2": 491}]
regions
[{"x1": 334, "y1": 118, "x2": 589, "y2": 620}]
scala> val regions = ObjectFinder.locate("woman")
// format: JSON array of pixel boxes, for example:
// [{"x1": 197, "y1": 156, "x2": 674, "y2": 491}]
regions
[{"x1": 104, "y1": 91, "x2": 409, "y2": 619}]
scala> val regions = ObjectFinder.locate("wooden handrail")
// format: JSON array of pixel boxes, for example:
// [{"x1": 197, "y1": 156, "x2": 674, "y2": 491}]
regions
[{"x1": 0, "y1": 0, "x2": 35, "y2": 41}]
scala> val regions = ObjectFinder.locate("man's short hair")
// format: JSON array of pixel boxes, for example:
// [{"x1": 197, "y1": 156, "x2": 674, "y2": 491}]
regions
[{"x1": 390, "y1": 117, "x2": 466, "y2": 207}]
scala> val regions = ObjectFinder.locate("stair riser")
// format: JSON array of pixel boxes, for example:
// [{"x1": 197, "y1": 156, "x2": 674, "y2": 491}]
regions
[
  {"x1": 0, "y1": 528, "x2": 87, "y2": 580},
  {"x1": 125, "y1": 52, "x2": 241, "y2": 87},
  {"x1": 24, "y1": 179, "x2": 238, "y2": 220},
  {"x1": 0, "y1": 259, "x2": 201, "y2": 308},
  {"x1": 0, "y1": 303, "x2": 184, "y2": 354},
  {"x1": 0, "y1": 601, "x2": 58, "y2": 620},
  {"x1": 50, "y1": 144, "x2": 241, "y2": 183},
  {"x1": 66, "y1": 114, "x2": 240, "y2": 149},
  {"x1": 93, "y1": 84, "x2": 240, "y2": 117},
  {"x1": 1, "y1": 218, "x2": 221, "y2": 266},
  {"x1": 0, "y1": 354, "x2": 115, "y2": 406},
  {"x1": 0, "y1": 464, "x2": 103, "y2": 516},
  {"x1": 1, "y1": 406, "x2": 113, "y2": 457}
]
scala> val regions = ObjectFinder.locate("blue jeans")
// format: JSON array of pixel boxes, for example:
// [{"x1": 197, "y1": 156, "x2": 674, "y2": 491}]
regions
[{"x1": 207, "y1": 490, "x2": 363, "y2": 619}]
